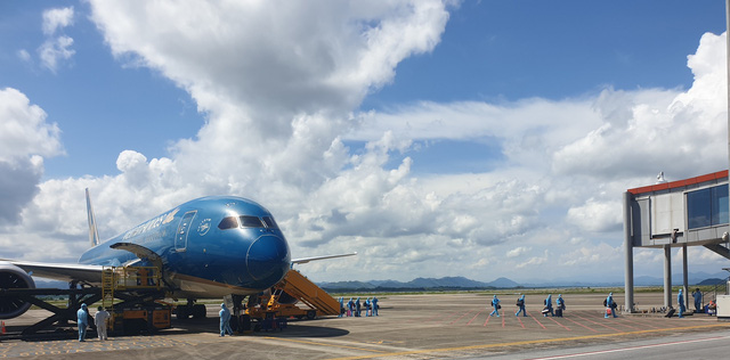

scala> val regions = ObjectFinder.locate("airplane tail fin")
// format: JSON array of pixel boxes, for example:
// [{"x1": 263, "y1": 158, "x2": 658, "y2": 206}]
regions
[{"x1": 85, "y1": 188, "x2": 100, "y2": 247}]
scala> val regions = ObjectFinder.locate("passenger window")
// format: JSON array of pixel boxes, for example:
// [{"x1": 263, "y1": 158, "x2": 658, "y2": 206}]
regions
[
  {"x1": 262, "y1": 216, "x2": 278, "y2": 229},
  {"x1": 218, "y1": 216, "x2": 238, "y2": 230},
  {"x1": 240, "y1": 215, "x2": 264, "y2": 228}
]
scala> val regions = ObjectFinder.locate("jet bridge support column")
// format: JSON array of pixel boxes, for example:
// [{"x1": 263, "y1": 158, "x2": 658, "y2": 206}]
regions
[
  {"x1": 623, "y1": 191, "x2": 634, "y2": 313},
  {"x1": 664, "y1": 245, "x2": 672, "y2": 308},
  {"x1": 682, "y1": 244, "x2": 689, "y2": 309}
]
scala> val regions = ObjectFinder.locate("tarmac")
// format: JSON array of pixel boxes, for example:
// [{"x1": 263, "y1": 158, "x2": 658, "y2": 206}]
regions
[{"x1": 1, "y1": 291, "x2": 729, "y2": 359}]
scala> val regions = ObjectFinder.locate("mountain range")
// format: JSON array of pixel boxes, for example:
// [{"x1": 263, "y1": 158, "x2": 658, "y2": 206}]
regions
[{"x1": 318, "y1": 271, "x2": 730, "y2": 291}]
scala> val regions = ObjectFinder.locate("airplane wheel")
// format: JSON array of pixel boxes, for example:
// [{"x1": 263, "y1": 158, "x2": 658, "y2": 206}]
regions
[
  {"x1": 192, "y1": 304, "x2": 207, "y2": 318},
  {"x1": 176, "y1": 307, "x2": 190, "y2": 320}
]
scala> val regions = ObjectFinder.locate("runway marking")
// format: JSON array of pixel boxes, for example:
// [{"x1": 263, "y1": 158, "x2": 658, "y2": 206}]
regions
[
  {"x1": 561, "y1": 315, "x2": 598, "y2": 333},
  {"x1": 528, "y1": 314, "x2": 546, "y2": 329},
  {"x1": 546, "y1": 316, "x2": 570, "y2": 331},
  {"x1": 570, "y1": 312, "x2": 622, "y2": 332},
  {"x1": 262, "y1": 336, "x2": 388, "y2": 353},
  {"x1": 525, "y1": 334, "x2": 730, "y2": 359},
  {"x1": 516, "y1": 316, "x2": 525, "y2": 329},
  {"x1": 466, "y1": 310, "x2": 482, "y2": 326},
  {"x1": 325, "y1": 323, "x2": 730, "y2": 360},
  {"x1": 450, "y1": 311, "x2": 473, "y2": 325},
  {"x1": 618, "y1": 316, "x2": 661, "y2": 329}
]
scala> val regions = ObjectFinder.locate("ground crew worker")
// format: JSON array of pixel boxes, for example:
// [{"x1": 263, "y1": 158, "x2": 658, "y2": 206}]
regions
[
  {"x1": 365, "y1": 298, "x2": 372, "y2": 317},
  {"x1": 219, "y1": 303, "x2": 233, "y2": 336},
  {"x1": 556, "y1": 294, "x2": 565, "y2": 317},
  {"x1": 95, "y1": 306, "x2": 110, "y2": 341},
  {"x1": 692, "y1": 288, "x2": 702, "y2": 313},
  {"x1": 489, "y1": 295, "x2": 501, "y2": 317},
  {"x1": 372, "y1": 297, "x2": 379, "y2": 316},
  {"x1": 544, "y1": 294, "x2": 554, "y2": 317},
  {"x1": 347, "y1": 298, "x2": 354, "y2": 316},
  {"x1": 355, "y1": 297, "x2": 362, "y2": 317},
  {"x1": 515, "y1": 294, "x2": 526, "y2": 317},
  {"x1": 338, "y1": 297, "x2": 344, "y2": 317},
  {"x1": 77, "y1": 303, "x2": 88, "y2": 342},
  {"x1": 605, "y1": 292, "x2": 618, "y2": 318},
  {"x1": 677, "y1": 288, "x2": 685, "y2": 318}
]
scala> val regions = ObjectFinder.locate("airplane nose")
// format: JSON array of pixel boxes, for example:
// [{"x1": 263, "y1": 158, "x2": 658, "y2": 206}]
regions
[{"x1": 246, "y1": 234, "x2": 290, "y2": 284}]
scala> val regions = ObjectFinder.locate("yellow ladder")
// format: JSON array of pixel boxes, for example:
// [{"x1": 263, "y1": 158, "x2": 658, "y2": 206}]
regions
[{"x1": 101, "y1": 267, "x2": 115, "y2": 310}]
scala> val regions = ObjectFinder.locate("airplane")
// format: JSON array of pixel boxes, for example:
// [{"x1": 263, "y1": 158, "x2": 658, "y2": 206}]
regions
[{"x1": 0, "y1": 189, "x2": 354, "y2": 320}]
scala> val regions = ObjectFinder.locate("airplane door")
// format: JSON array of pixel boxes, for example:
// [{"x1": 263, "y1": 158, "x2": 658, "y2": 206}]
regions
[{"x1": 175, "y1": 211, "x2": 197, "y2": 252}]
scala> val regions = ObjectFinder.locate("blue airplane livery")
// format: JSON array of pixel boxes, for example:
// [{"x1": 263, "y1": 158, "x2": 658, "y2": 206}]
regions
[{"x1": 0, "y1": 190, "x2": 354, "y2": 320}]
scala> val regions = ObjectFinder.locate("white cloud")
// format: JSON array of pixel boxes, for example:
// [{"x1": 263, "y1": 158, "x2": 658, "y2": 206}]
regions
[
  {"x1": 0, "y1": 88, "x2": 63, "y2": 225},
  {"x1": 4, "y1": 2, "x2": 728, "y2": 284},
  {"x1": 37, "y1": 7, "x2": 76, "y2": 72},
  {"x1": 38, "y1": 35, "x2": 75, "y2": 73},
  {"x1": 17, "y1": 49, "x2": 31, "y2": 63},
  {"x1": 42, "y1": 7, "x2": 74, "y2": 35}
]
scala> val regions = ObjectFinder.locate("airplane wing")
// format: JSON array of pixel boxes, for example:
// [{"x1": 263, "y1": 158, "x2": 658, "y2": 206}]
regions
[
  {"x1": 291, "y1": 252, "x2": 357, "y2": 265},
  {"x1": 0, "y1": 259, "x2": 104, "y2": 284}
]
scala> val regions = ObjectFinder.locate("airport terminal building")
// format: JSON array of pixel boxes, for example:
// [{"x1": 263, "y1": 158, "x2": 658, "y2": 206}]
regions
[{"x1": 623, "y1": 170, "x2": 730, "y2": 312}]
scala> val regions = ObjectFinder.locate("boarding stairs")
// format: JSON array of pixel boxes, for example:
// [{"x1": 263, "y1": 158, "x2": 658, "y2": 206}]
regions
[{"x1": 273, "y1": 269, "x2": 340, "y2": 316}]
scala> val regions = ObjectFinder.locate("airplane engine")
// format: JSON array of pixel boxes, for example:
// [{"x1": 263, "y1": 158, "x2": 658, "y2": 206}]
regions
[{"x1": 0, "y1": 262, "x2": 36, "y2": 319}]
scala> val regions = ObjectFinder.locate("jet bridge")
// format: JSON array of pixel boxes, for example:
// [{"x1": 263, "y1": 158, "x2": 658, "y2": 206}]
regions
[{"x1": 624, "y1": 170, "x2": 730, "y2": 313}]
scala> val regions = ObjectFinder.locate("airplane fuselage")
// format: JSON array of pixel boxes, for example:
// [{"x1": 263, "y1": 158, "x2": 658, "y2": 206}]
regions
[{"x1": 78, "y1": 196, "x2": 291, "y2": 298}]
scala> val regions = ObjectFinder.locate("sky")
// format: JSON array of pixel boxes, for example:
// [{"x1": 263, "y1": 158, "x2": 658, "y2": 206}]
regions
[{"x1": 0, "y1": 0, "x2": 729, "y2": 284}]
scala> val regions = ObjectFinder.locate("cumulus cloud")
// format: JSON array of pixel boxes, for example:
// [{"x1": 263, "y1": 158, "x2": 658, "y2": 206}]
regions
[
  {"x1": 42, "y1": 7, "x2": 74, "y2": 35},
  {"x1": 5, "y1": 1, "x2": 728, "y2": 283},
  {"x1": 38, "y1": 7, "x2": 75, "y2": 72},
  {"x1": 0, "y1": 88, "x2": 63, "y2": 225}
]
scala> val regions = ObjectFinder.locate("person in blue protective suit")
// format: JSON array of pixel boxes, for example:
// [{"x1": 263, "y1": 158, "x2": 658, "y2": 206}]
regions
[
  {"x1": 219, "y1": 303, "x2": 233, "y2": 336},
  {"x1": 544, "y1": 294, "x2": 554, "y2": 317},
  {"x1": 355, "y1": 297, "x2": 362, "y2": 317},
  {"x1": 77, "y1": 303, "x2": 89, "y2": 342},
  {"x1": 515, "y1": 294, "x2": 526, "y2": 317},
  {"x1": 372, "y1": 297, "x2": 379, "y2": 316},
  {"x1": 347, "y1": 298, "x2": 354, "y2": 317},
  {"x1": 338, "y1": 297, "x2": 344, "y2": 317},
  {"x1": 605, "y1": 292, "x2": 618, "y2": 318},
  {"x1": 556, "y1": 294, "x2": 565, "y2": 317},
  {"x1": 677, "y1": 288, "x2": 685, "y2": 318},
  {"x1": 692, "y1": 288, "x2": 702, "y2": 313},
  {"x1": 364, "y1": 298, "x2": 372, "y2": 317},
  {"x1": 489, "y1": 295, "x2": 501, "y2": 317}
]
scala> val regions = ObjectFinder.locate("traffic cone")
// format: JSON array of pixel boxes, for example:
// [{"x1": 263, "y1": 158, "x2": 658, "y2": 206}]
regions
[{"x1": 1, "y1": 321, "x2": 6, "y2": 334}]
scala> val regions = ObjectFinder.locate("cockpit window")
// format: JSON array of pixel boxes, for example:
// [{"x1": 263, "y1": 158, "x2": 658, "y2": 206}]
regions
[
  {"x1": 218, "y1": 216, "x2": 238, "y2": 230},
  {"x1": 240, "y1": 215, "x2": 264, "y2": 228},
  {"x1": 262, "y1": 216, "x2": 278, "y2": 229}
]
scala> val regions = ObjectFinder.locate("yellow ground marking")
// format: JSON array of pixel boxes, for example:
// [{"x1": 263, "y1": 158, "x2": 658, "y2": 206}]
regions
[
  {"x1": 262, "y1": 336, "x2": 389, "y2": 353},
  {"x1": 326, "y1": 323, "x2": 730, "y2": 360}
]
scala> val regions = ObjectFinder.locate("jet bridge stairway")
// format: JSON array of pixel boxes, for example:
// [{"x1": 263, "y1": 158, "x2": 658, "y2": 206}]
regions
[{"x1": 247, "y1": 269, "x2": 340, "y2": 320}]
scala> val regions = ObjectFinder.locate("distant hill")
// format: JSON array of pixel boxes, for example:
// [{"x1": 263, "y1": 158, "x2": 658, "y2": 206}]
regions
[{"x1": 320, "y1": 276, "x2": 515, "y2": 291}]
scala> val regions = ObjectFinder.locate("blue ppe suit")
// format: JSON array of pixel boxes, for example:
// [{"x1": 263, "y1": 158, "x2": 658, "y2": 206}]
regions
[
  {"x1": 77, "y1": 303, "x2": 88, "y2": 342},
  {"x1": 347, "y1": 298, "x2": 354, "y2": 317},
  {"x1": 677, "y1": 289, "x2": 685, "y2": 318},
  {"x1": 355, "y1": 297, "x2": 361, "y2": 317},
  {"x1": 605, "y1": 292, "x2": 617, "y2": 318},
  {"x1": 692, "y1": 289, "x2": 702, "y2": 313},
  {"x1": 365, "y1": 298, "x2": 371, "y2": 317},
  {"x1": 338, "y1": 297, "x2": 344, "y2": 317},
  {"x1": 556, "y1": 294, "x2": 565, "y2": 317},
  {"x1": 372, "y1": 297, "x2": 379, "y2": 316},
  {"x1": 544, "y1": 294, "x2": 554, "y2": 317},
  {"x1": 219, "y1": 303, "x2": 233, "y2": 336},
  {"x1": 515, "y1": 295, "x2": 526, "y2": 317},
  {"x1": 489, "y1": 295, "x2": 501, "y2": 317}
]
